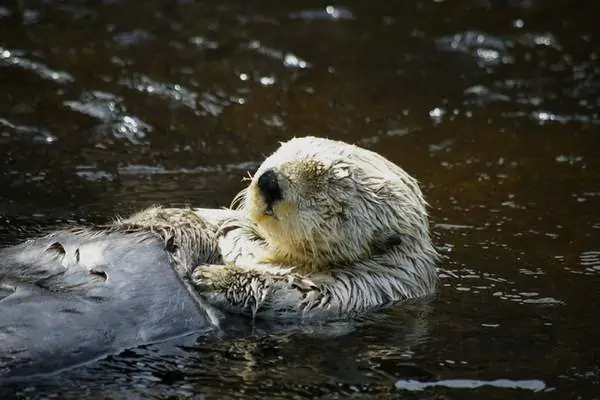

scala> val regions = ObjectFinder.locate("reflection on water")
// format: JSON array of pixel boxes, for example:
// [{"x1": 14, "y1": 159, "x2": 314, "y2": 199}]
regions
[
  {"x1": 1, "y1": 0, "x2": 599, "y2": 398},
  {"x1": 395, "y1": 378, "x2": 547, "y2": 392}
]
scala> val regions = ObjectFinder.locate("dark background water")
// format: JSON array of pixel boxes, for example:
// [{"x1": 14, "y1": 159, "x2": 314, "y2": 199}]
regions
[{"x1": 1, "y1": 0, "x2": 599, "y2": 398}]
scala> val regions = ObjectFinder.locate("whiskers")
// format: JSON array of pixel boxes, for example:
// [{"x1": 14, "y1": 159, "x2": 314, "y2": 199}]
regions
[
  {"x1": 241, "y1": 170, "x2": 254, "y2": 183},
  {"x1": 230, "y1": 187, "x2": 249, "y2": 211},
  {"x1": 228, "y1": 170, "x2": 253, "y2": 212}
]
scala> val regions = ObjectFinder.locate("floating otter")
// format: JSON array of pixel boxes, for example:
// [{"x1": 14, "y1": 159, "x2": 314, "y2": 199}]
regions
[
  {"x1": 0, "y1": 136, "x2": 437, "y2": 378},
  {"x1": 193, "y1": 136, "x2": 438, "y2": 318}
]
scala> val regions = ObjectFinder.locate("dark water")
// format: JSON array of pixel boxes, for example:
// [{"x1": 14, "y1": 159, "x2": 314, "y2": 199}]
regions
[{"x1": 1, "y1": 0, "x2": 599, "y2": 398}]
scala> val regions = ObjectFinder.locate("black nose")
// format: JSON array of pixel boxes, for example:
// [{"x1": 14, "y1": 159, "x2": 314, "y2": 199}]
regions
[{"x1": 257, "y1": 168, "x2": 282, "y2": 210}]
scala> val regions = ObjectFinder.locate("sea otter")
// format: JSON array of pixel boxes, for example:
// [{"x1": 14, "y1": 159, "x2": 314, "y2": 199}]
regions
[
  {"x1": 0, "y1": 136, "x2": 437, "y2": 378},
  {"x1": 192, "y1": 136, "x2": 439, "y2": 318}
]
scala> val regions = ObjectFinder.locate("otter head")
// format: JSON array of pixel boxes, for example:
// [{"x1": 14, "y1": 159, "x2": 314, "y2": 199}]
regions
[{"x1": 237, "y1": 136, "x2": 435, "y2": 273}]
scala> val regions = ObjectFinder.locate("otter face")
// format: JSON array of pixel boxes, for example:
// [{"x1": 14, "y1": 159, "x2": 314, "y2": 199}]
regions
[{"x1": 238, "y1": 136, "x2": 433, "y2": 272}]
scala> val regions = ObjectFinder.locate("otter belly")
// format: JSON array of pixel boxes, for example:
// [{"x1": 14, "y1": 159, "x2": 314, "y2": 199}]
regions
[{"x1": 0, "y1": 229, "x2": 212, "y2": 379}]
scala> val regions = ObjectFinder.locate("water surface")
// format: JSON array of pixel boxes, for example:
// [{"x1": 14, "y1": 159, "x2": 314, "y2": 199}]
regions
[{"x1": 1, "y1": 0, "x2": 599, "y2": 398}]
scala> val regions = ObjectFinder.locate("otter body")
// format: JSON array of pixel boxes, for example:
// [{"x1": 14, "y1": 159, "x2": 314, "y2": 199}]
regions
[{"x1": 0, "y1": 136, "x2": 438, "y2": 378}]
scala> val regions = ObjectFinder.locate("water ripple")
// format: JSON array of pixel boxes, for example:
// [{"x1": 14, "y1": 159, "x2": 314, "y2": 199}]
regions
[
  {"x1": 64, "y1": 91, "x2": 124, "y2": 121},
  {"x1": 492, "y1": 291, "x2": 564, "y2": 305},
  {"x1": 120, "y1": 75, "x2": 228, "y2": 116},
  {"x1": 289, "y1": 6, "x2": 355, "y2": 21},
  {"x1": 113, "y1": 29, "x2": 153, "y2": 47},
  {"x1": 444, "y1": 265, "x2": 564, "y2": 306},
  {"x1": 75, "y1": 165, "x2": 117, "y2": 182},
  {"x1": 0, "y1": 47, "x2": 74, "y2": 84},
  {"x1": 435, "y1": 31, "x2": 513, "y2": 67},
  {"x1": 64, "y1": 91, "x2": 152, "y2": 145},
  {"x1": 0, "y1": 117, "x2": 57, "y2": 144},
  {"x1": 564, "y1": 251, "x2": 600, "y2": 276},
  {"x1": 246, "y1": 41, "x2": 311, "y2": 69},
  {"x1": 189, "y1": 36, "x2": 219, "y2": 50},
  {"x1": 116, "y1": 161, "x2": 258, "y2": 177},
  {"x1": 517, "y1": 32, "x2": 562, "y2": 50},
  {"x1": 500, "y1": 110, "x2": 600, "y2": 125},
  {"x1": 395, "y1": 378, "x2": 547, "y2": 392}
]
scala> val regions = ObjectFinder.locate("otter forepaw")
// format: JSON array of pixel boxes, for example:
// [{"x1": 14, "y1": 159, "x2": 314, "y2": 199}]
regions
[
  {"x1": 191, "y1": 265, "x2": 273, "y2": 317},
  {"x1": 191, "y1": 264, "x2": 229, "y2": 292},
  {"x1": 277, "y1": 275, "x2": 330, "y2": 313},
  {"x1": 292, "y1": 278, "x2": 331, "y2": 312}
]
